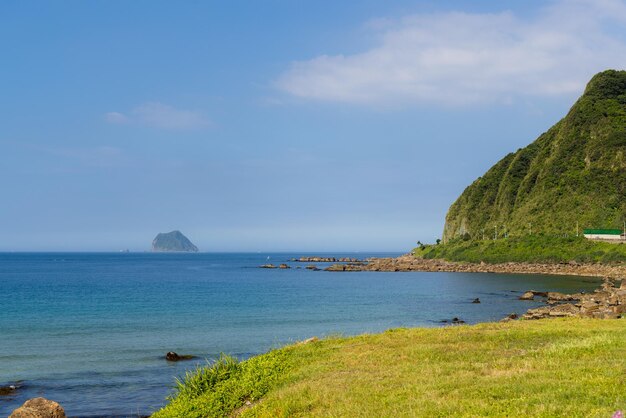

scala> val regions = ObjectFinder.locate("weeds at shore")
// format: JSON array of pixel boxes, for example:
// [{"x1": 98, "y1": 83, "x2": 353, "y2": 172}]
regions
[
  {"x1": 152, "y1": 343, "x2": 311, "y2": 418},
  {"x1": 154, "y1": 319, "x2": 626, "y2": 417}
]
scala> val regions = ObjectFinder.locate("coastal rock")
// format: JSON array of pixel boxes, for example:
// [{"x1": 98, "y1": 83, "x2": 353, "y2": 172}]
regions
[
  {"x1": 521, "y1": 280, "x2": 626, "y2": 320},
  {"x1": 601, "y1": 278, "x2": 616, "y2": 292},
  {"x1": 292, "y1": 256, "x2": 363, "y2": 263},
  {"x1": 500, "y1": 313, "x2": 519, "y2": 322},
  {"x1": 297, "y1": 337, "x2": 319, "y2": 345},
  {"x1": 165, "y1": 352, "x2": 195, "y2": 362},
  {"x1": 523, "y1": 303, "x2": 579, "y2": 320},
  {"x1": 547, "y1": 292, "x2": 583, "y2": 302},
  {"x1": 318, "y1": 254, "x2": 626, "y2": 279},
  {"x1": 0, "y1": 383, "x2": 19, "y2": 396},
  {"x1": 439, "y1": 318, "x2": 465, "y2": 324},
  {"x1": 9, "y1": 397, "x2": 66, "y2": 418},
  {"x1": 472, "y1": 298, "x2": 481, "y2": 304},
  {"x1": 325, "y1": 264, "x2": 346, "y2": 271},
  {"x1": 278, "y1": 264, "x2": 290, "y2": 269},
  {"x1": 260, "y1": 264, "x2": 276, "y2": 269},
  {"x1": 294, "y1": 257, "x2": 336, "y2": 263},
  {"x1": 151, "y1": 231, "x2": 198, "y2": 252},
  {"x1": 580, "y1": 301, "x2": 601, "y2": 315},
  {"x1": 325, "y1": 263, "x2": 366, "y2": 272},
  {"x1": 519, "y1": 291, "x2": 535, "y2": 300}
]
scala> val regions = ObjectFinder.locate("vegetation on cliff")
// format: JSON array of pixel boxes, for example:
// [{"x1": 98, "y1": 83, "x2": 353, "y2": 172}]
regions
[
  {"x1": 443, "y1": 70, "x2": 626, "y2": 242},
  {"x1": 154, "y1": 318, "x2": 625, "y2": 417},
  {"x1": 414, "y1": 235, "x2": 626, "y2": 264}
]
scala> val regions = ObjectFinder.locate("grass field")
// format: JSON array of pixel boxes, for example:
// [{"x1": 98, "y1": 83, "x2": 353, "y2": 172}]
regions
[
  {"x1": 154, "y1": 318, "x2": 626, "y2": 417},
  {"x1": 413, "y1": 235, "x2": 626, "y2": 264}
]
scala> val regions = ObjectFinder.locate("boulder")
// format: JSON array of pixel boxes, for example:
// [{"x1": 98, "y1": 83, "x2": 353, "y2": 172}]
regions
[
  {"x1": 9, "y1": 398, "x2": 66, "y2": 418},
  {"x1": 297, "y1": 337, "x2": 319, "y2": 345},
  {"x1": 297, "y1": 257, "x2": 336, "y2": 262},
  {"x1": 523, "y1": 303, "x2": 580, "y2": 320},
  {"x1": 547, "y1": 292, "x2": 583, "y2": 302},
  {"x1": 519, "y1": 291, "x2": 534, "y2": 300},
  {"x1": 548, "y1": 303, "x2": 579, "y2": 317},
  {"x1": 325, "y1": 264, "x2": 346, "y2": 272},
  {"x1": 0, "y1": 384, "x2": 18, "y2": 396},
  {"x1": 613, "y1": 304, "x2": 626, "y2": 315},
  {"x1": 500, "y1": 313, "x2": 519, "y2": 322},
  {"x1": 601, "y1": 278, "x2": 616, "y2": 292},
  {"x1": 165, "y1": 352, "x2": 195, "y2": 362}
]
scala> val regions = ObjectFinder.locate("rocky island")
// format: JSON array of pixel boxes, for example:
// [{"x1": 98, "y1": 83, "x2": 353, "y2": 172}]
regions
[{"x1": 151, "y1": 230, "x2": 198, "y2": 252}]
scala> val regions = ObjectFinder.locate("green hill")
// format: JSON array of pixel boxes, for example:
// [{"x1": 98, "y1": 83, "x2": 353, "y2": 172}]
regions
[{"x1": 443, "y1": 70, "x2": 626, "y2": 242}]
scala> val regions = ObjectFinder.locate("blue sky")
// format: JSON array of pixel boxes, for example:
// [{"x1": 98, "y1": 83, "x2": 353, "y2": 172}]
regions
[{"x1": 3, "y1": 0, "x2": 626, "y2": 251}]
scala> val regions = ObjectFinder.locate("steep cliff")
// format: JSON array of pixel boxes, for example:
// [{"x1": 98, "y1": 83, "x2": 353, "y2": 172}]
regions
[{"x1": 443, "y1": 70, "x2": 626, "y2": 241}]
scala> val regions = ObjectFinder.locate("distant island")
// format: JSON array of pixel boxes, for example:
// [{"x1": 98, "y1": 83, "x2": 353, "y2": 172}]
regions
[{"x1": 151, "y1": 231, "x2": 198, "y2": 252}]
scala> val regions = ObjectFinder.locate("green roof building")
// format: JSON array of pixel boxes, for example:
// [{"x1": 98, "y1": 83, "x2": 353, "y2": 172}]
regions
[{"x1": 583, "y1": 229, "x2": 624, "y2": 240}]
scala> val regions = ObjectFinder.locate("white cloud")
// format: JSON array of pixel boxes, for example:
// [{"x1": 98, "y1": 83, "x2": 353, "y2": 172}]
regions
[
  {"x1": 276, "y1": 0, "x2": 626, "y2": 106},
  {"x1": 104, "y1": 112, "x2": 129, "y2": 124},
  {"x1": 105, "y1": 102, "x2": 210, "y2": 130}
]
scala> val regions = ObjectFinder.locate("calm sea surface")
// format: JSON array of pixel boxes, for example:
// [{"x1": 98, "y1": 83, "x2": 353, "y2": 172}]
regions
[{"x1": 0, "y1": 252, "x2": 601, "y2": 417}]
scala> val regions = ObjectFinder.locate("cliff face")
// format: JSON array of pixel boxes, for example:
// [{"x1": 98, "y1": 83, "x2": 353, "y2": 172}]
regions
[
  {"x1": 443, "y1": 70, "x2": 626, "y2": 241},
  {"x1": 151, "y1": 231, "x2": 198, "y2": 252}
]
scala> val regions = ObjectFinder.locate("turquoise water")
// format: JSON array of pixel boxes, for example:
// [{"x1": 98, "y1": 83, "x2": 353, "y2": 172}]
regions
[{"x1": 0, "y1": 252, "x2": 601, "y2": 417}]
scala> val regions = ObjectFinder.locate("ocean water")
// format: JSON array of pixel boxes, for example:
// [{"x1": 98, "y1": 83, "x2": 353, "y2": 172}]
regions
[{"x1": 0, "y1": 252, "x2": 601, "y2": 417}]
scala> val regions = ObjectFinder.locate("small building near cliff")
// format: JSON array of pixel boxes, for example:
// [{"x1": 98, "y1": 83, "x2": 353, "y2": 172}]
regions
[{"x1": 583, "y1": 229, "x2": 625, "y2": 241}]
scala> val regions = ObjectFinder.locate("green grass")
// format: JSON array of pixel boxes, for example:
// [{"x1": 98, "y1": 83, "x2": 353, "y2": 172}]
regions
[
  {"x1": 413, "y1": 235, "x2": 626, "y2": 264},
  {"x1": 154, "y1": 318, "x2": 626, "y2": 417}
]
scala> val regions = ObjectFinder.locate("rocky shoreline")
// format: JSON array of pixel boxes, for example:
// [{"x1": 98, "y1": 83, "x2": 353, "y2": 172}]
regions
[
  {"x1": 322, "y1": 255, "x2": 626, "y2": 322},
  {"x1": 323, "y1": 255, "x2": 626, "y2": 321},
  {"x1": 290, "y1": 256, "x2": 363, "y2": 263},
  {"x1": 520, "y1": 278, "x2": 626, "y2": 320},
  {"x1": 323, "y1": 254, "x2": 626, "y2": 279},
  {"x1": 257, "y1": 254, "x2": 626, "y2": 322}
]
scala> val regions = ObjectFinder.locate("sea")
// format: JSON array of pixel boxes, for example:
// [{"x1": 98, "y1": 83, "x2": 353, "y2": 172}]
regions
[{"x1": 0, "y1": 252, "x2": 602, "y2": 417}]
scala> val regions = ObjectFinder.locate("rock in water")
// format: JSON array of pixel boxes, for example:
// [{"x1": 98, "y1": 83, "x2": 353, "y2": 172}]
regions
[
  {"x1": 152, "y1": 231, "x2": 198, "y2": 252},
  {"x1": 0, "y1": 384, "x2": 18, "y2": 396},
  {"x1": 519, "y1": 291, "x2": 535, "y2": 300},
  {"x1": 165, "y1": 351, "x2": 195, "y2": 361},
  {"x1": 9, "y1": 397, "x2": 66, "y2": 418}
]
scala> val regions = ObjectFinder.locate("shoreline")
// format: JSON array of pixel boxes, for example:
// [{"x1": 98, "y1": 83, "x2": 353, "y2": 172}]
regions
[{"x1": 325, "y1": 254, "x2": 626, "y2": 279}]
